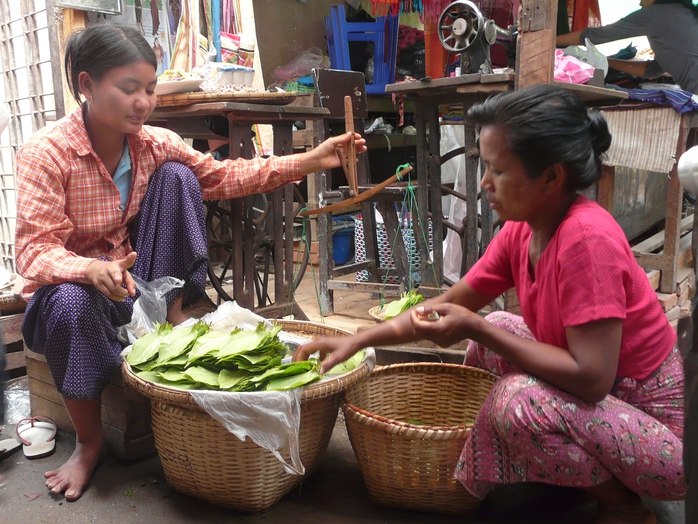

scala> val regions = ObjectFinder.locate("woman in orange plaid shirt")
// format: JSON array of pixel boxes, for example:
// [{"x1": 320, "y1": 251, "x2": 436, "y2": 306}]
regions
[{"x1": 14, "y1": 24, "x2": 365, "y2": 502}]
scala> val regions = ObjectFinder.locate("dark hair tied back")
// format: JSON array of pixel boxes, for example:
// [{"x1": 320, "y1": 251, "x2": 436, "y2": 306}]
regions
[
  {"x1": 467, "y1": 84, "x2": 612, "y2": 191},
  {"x1": 588, "y1": 109, "x2": 612, "y2": 159},
  {"x1": 64, "y1": 24, "x2": 157, "y2": 103}
]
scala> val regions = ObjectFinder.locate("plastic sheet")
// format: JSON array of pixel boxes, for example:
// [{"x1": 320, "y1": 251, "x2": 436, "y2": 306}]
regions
[
  {"x1": 4, "y1": 377, "x2": 30, "y2": 425},
  {"x1": 117, "y1": 275, "x2": 184, "y2": 344}
]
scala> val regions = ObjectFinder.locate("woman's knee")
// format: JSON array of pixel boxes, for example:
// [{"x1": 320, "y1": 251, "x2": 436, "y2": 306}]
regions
[
  {"x1": 488, "y1": 372, "x2": 544, "y2": 431},
  {"x1": 482, "y1": 311, "x2": 535, "y2": 340},
  {"x1": 154, "y1": 161, "x2": 199, "y2": 187}
]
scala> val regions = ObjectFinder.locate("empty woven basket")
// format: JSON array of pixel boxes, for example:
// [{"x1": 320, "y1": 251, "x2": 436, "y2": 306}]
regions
[
  {"x1": 123, "y1": 320, "x2": 371, "y2": 512},
  {"x1": 342, "y1": 362, "x2": 497, "y2": 516}
]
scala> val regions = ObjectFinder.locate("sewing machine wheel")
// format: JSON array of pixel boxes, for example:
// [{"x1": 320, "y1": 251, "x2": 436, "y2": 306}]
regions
[
  {"x1": 438, "y1": 0, "x2": 486, "y2": 53},
  {"x1": 205, "y1": 186, "x2": 311, "y2": 307}
]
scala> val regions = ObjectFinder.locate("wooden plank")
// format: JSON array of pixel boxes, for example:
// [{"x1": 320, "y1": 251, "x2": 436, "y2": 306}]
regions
[
  {"x1": 5, "y1": 349, "x2": 25, "y2": 372},
  {"x1": 520, "y1": 0, "x2": 553, "y2": 31},
  {"x1": 0, "y1": 312, "x2": 24, "y2": 345},
  {"x1": 515, "y1": 28, "x2": 556, "y2": 89},
  {"x1": 553, "y1": 82, "x2": 628, "y2": 104},
  {"x1": 597, "y1": 165, "x2": 615, "y2": 213},
  {"x1": 632, "y1": 215, "x2": 694, "y2": 255},
  {"x1": 635, "y1": 235, "x2": 693, "y2": 271},
  {"x1": 326, "y1": 280, "x2": 402, "y2": 295},
  {"x1": 455, "y1": 83, "x2": 512, "y2": 95},
  {"x1": 30, "y1": 394, "x2": 74, "y2": 433}
]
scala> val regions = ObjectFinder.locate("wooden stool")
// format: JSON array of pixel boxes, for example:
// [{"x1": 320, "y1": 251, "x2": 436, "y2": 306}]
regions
[{"x1": 23, "y1": 344, "x2": 154, "y2": 461}]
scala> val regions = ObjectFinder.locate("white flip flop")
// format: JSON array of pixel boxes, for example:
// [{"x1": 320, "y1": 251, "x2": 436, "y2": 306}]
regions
[
  {"x1": 16, "y1": 416, "x2": 57, "y2": 460},
  {"x1": 0, "y1": 437, "x2": 21, "y2": 460}
]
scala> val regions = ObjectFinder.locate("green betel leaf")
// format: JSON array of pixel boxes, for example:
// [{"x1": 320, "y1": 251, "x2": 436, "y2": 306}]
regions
[
  {"x1": 249, "y1": 360, "x2": 318, "y2": 386},
  {"x1": 157, "y1": 321, "x2": 210, "y2": 364},
  {"x1": 157, "y1": 368, "x2": 188, "y2": 382},
  {"x1": 188, "y1": 330, "x2": 235, "y2": 364},
  {"x1": 183, "y1": 366, "x2": 220, "y2": 388},
  {"x1": 324, "y1": 349, "x2": 365, "y2": 375},
  {"x1": 219, "y1": 369, "x2": 253, "y2": 390},
  {"x1": 265, "y1": 369, "x2": 321, "y2": 391},
  {"x1": 127, "y1": 322, "x2": 173, "y2": 368},
  {"x1": 216, "y1": 328, "x2": 269, "y2": 359},
  {"x1": 383, "y1": 290, "x2": 425, "y2": 320}
]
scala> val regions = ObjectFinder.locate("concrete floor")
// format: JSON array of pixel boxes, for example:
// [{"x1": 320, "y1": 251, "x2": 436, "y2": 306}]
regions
[{"x1": 0, "y1": 272, "x2": 687, "y2": 523}]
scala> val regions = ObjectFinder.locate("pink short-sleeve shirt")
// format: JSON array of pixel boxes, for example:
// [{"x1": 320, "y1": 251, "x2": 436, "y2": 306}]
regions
[{"x1": 466, "y1": 195, "x2": 675, "y2": 380}]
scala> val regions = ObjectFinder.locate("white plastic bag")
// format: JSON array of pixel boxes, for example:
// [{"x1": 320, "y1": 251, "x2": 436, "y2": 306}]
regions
[
  {"x1": 117, "y1": 275, "x2": 184, "y2": 344},
  {"x1": 562, "y1": 38, "x2": 609, "y2": 76},
  {"x1": 189, "y1": 389, "x2": 304, "y2": 475}
]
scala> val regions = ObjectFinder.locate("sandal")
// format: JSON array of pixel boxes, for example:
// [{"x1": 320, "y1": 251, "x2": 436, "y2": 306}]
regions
[{"x1": 16, "y1": 416, "x2": 57, "y2": 459}]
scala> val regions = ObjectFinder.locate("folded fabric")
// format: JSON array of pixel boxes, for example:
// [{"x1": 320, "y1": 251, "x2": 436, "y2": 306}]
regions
[
  {"x1": 554, "y1": 49, "x2": 596, "y2": 85},
  {"x1": 608, "y1": 85, "x2": 698, "y2": 114}
]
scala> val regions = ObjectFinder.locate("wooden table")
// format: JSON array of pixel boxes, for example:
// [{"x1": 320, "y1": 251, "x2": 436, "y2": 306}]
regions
[
  {"x1": 149, "y1": 101, "x2": 329, "y2": 319},
  {"x1": 386, "y1": 74, "x2": 628, "y2": 292}
]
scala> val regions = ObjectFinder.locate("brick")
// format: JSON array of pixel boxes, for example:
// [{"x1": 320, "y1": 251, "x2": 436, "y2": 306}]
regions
[
  {"x1": 665, "y1": 305, "x2": 681, "y2": 322},
  {"x1": 657, "y1": 292, "x2": 679, "y2": 312}
]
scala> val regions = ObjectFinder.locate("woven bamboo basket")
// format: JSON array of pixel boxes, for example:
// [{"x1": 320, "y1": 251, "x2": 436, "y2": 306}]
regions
[
  {"x1": 122, "y1": 320, "x2": 371, "y2": 512},
  {"x1": 342, "y1": 362, "x2": 497, "y2": 516}
]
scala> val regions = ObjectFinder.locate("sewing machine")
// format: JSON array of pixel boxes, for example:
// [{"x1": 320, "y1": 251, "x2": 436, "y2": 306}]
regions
[{"x1": 437, "y1": 0, "x2": 517, "y2": 74}]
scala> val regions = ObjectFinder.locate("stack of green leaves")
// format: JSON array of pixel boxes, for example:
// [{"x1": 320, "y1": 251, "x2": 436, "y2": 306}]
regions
[
  {"x1": 125, "y1": 321, "x2": 334, "y2": 392},
  {"x1": 381, "y1": 290, "x2": 425, "y2": 320}
]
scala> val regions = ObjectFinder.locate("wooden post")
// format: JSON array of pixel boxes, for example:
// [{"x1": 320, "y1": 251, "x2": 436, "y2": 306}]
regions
[
  {"x1": 56, "y1": 7, "x2": 87, "y2": 114},
  {"x1": 515, "y1": 0, "x2": 558, "y2": 90}
]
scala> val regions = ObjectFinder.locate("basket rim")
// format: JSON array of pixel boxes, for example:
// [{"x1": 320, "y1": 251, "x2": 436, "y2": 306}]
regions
[
  {"x1": 341, "y1": 362, "x2": 497, "y2": 439},
  {"x1": 122, "y1": 319, "x2": 371, "y2": 407}
]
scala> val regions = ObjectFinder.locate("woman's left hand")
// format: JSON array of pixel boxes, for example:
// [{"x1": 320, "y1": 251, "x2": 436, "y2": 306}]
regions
[
  {"x1": 409, "y1": 303, "x2": 480, "y2": 348},
  {"x1": 299, "y1": 132, "x2": 367, "y2": 175}
]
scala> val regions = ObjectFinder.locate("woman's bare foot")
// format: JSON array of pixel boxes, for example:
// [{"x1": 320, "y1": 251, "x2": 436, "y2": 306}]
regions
[
  {"x1": 585, "y1": 476, "x2": 656, "y2": 524},
  {"x1": 45, "y1": 437, "x2": 106, "y2": 501},
  {"x1": 596, "y1": 501, "x2": 656, "y2": 524}
]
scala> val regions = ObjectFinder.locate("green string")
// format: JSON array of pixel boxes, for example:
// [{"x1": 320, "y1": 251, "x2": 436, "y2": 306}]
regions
[{"x1": 377, "y1": 163, "x2": 441, "y2": 307}]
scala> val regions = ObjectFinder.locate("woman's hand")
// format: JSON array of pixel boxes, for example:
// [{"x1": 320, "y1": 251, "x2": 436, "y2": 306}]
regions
[
  {"x1": 409, "y1": 303, "x2": 481, "y2": 348},
  {"x1": 85, "y1": 252, "x2": 138, "y2": 301},
  {"x1": 292, "y1": 335, "x2": 360, "y2": 374},
  {"x1": 298, "y1": 132, "x2": 367, "y2": 175}
]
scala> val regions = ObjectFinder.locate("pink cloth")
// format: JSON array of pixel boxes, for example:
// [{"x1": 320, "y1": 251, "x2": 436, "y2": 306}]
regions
[
  {"x1": 554, "y1": 49, "x2": 596, "y2": 84},
  {"x1": 465, "y1": 195, "x2": 675, "y2": 380},
  {"x1": 456, "y1": 312, "x2": 685, "y2": 500}
]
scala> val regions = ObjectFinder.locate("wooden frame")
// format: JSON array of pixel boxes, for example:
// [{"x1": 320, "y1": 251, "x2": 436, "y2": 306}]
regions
[{"x1": 57, "y1": 0, "x2": 123, "y2": 15}]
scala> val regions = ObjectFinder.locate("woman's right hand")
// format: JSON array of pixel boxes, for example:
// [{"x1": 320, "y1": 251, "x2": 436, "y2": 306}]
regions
[
  {"x1": 292, "y1": 335, "x2": 361, "y2": 374},
  {"x1": 85, "y1": 252, "x2": 138, "y2": 301}
]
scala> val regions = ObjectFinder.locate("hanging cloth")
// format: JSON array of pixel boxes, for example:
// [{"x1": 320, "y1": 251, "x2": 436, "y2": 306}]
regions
[
  {"x1": 170, "y1": 0, "x2": 197, "y2": 70},
  {"x1": 569, "y1": 0, "x2": 601, "y2": 32}
]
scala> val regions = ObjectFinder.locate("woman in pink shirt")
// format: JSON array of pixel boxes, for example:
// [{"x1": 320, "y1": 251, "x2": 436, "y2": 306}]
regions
[
  {"x1": 295, "y1": 85, "x2": 684, "y2": 523},
  {"x1": 14, "y1": 24, "x2": 364, "y2": 502}
]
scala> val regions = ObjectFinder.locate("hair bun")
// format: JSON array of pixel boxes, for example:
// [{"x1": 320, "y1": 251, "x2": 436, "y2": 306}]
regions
[{"x1": 587, "y1": 110, "x2": 612, "y2": 157}]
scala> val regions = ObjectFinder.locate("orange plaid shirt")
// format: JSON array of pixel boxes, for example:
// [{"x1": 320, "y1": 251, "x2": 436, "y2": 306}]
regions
[{"x1": 15, "y1": 106, "x2": 302, "y2": 300}]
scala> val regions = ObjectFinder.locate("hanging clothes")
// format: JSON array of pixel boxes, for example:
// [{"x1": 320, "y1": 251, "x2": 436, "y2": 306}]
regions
[
  {"x1": 568, "y1": 0, "x2": 601, "y2": 32},
  {"x1": 170, "y1": 0, "x2": 199, "y2": 70}
]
